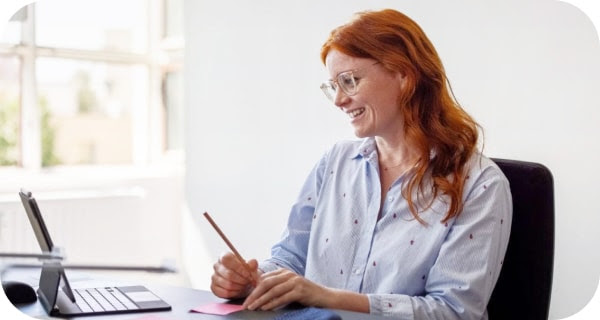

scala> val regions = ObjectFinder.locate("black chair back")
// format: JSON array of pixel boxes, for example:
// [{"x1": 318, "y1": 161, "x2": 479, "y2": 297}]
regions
[{"x1": 487, "y1": 158, "x2": 554, "y2": 320}]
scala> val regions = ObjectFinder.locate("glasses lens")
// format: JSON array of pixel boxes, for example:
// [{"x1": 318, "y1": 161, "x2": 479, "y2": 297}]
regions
[
  {"x1": 338, "y1": 72, "x2": 356, "y2": 96},
  {"x1": 320, "y1": 81, "x2": 336, "y2": 101}
]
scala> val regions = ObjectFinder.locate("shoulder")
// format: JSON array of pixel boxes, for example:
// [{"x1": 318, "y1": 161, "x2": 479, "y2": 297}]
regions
[
  {"x1": 323, "y1": 138, "x2": 370, "y2": 160},
  {"x1": 310, "y1": 139, "x2": 366, "y2": 175},
  {"x1": 465, "y1": 153, "x2": 506, "y2": 181},
  {"x1": 462, "y1": 153, "x2": 510, "y2": 199}
]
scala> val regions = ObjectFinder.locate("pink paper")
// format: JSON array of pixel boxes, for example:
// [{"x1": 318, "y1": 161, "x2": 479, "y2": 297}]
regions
[{"x1": 191, "y1": 302, "x2": 245, "y2": 315}]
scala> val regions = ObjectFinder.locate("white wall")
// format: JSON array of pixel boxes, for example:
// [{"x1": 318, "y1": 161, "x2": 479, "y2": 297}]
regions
[{"x1": 183, "y1": 0, "x2": 600, "y2": 318}]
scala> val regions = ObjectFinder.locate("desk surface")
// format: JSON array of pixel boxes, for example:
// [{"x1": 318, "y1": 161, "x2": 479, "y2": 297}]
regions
[{"x1": 4, "y1": 268, "x2": 389, "y2": 320}]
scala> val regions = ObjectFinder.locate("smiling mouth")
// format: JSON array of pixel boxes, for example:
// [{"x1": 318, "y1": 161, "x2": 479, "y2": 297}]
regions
[{"x1": 348, "y1": 108, "x2": 365, "y2": 118}]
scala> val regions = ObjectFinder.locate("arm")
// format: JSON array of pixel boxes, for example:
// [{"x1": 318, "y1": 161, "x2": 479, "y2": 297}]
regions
[
  {"x1": 212, "y1": 151, "x2": 329, "y2": 299},
  {"x1": 243, "y1": 268, "x2": 370, "y2": 312},
  {"x1": 259, "y1": 151, "x2": 329, "y2": 274}
]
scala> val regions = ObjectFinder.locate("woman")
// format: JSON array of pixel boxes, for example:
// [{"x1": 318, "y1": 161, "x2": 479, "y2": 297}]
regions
[{"x1": 210, "y1": 9, "x2": 511, "y2": 319}]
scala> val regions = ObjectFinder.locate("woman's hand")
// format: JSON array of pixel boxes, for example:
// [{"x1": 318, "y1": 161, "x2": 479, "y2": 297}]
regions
[
  {"x1": 242, "y1": 268, "x2": 332, "y2": 311},
  {"x1": 210, "y1": 252, "x2": 260, "y2": 299}
]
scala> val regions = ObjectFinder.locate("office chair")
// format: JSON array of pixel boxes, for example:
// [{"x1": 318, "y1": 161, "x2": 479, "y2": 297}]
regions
[{"x1": 487, "y1": 158, "x2": 555, "y2": 320}]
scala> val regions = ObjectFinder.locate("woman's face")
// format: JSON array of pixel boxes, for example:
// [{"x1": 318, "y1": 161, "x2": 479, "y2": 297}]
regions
[{"x1": 325, "y1": 50, "x2": 406, "y2": 139}]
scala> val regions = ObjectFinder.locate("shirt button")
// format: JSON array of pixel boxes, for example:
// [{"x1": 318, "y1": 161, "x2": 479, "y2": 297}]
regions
[
  {"x1": 389, "y1": 197, "x2": 394, "y2": 202},
  {"x1": 354, "y1": 269, "x2": 361, "y2": 274}
]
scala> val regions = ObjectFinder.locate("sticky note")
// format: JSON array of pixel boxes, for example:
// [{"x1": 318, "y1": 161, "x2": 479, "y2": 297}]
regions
[{"x1": 191, "y1": 302, "x2": 245, "y2": 315}]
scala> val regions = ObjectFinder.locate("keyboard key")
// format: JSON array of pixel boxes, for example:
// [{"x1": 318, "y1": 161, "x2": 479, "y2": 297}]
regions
[
  {"x1": 76, "y1": 289, "x2": 104, "y2": 312},
  {"x1": 73, "y1": 290, "x2": 93, "y2": 313},
  {"x1": 89, "y1": 289, "x2": 116, "y2": 311},
  {"x1": 110, "y1": 288, "x2": 138, "y2": 310},
  {"x1": 96, "y1": 288, "x2": 127, "y2": 311}
]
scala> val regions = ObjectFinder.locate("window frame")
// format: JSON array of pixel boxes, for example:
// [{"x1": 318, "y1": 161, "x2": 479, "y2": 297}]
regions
[{"x1": 0, "y1": 0, "x2": 184, "y2": 170}]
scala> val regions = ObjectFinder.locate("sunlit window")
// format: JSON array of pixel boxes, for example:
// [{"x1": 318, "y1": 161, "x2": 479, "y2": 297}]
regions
[
  {"x1": 37, "y1": 58, "x2": 149, "y2": 165},
  {"x1": 36, "y1": 0, "x2": 148, "y2": 54},
  {"x1": 0, "y1": 17, "x2": 21, "y2": 45},
  {"x1": 164, "y1": 0, "x2": 184, "y2": 39},
  {"x1": 164, "y1": 71, "x2": 183, "y2": 151},
  {"x1": 0, "y1": 56, "x2": 20, "y2": 166},
  {"x1": 0, "y1": 0, "x2": 184, "y2": 169}
]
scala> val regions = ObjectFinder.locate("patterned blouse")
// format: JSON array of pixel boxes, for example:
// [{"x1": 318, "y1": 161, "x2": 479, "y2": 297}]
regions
[{"x1": 260, "y1": 137, "x2": 512, "y2": 319}]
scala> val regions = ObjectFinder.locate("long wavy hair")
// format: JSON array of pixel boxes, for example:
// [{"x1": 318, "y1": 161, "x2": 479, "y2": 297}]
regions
[{"x1": 321, "y1": 9, "x2": 480, "y2": 223}]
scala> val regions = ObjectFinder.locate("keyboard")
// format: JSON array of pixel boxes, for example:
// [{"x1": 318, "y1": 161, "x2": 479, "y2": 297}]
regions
[{"x1": 74, "y1": 287, "x2": 139, "y2": 312}]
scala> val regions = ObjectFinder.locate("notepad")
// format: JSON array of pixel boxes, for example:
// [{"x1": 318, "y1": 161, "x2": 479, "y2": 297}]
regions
[{"x1": 190, "y1": 302, "x2": 245, "y2": 315}]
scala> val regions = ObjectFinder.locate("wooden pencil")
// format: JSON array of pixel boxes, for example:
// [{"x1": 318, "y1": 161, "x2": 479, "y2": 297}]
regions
[{"x1": 203, "y1": 212, "x2": 256, "y2": 284}]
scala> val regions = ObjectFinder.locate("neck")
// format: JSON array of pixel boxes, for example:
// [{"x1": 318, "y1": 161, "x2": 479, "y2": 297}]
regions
[{"x1": 374, "y1": 135, "x2": 417, "y2": 168}]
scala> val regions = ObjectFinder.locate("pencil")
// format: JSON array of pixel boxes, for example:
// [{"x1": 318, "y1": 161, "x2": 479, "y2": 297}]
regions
[{"x1": 203, "y1": 212, "x2": 257, "y2": 285}]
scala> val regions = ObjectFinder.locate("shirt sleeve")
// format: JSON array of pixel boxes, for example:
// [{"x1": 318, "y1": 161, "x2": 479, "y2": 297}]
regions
[
  {"x1": 259, "y1": 150, "x2": 329, "y2": 275},
  {"x1": 367, "y1": 165, "x2": 512, "y2": 320}
]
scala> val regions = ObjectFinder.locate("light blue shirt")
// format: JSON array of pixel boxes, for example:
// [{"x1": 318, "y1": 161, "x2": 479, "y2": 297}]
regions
[{"x1": 260, "y1": 138, "x2": 512, "y2": 319}]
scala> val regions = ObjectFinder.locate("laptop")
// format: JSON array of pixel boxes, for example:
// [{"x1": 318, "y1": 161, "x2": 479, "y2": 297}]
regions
[{"x1": 19, "y1": 188, "x2": 172, "y2": 316}]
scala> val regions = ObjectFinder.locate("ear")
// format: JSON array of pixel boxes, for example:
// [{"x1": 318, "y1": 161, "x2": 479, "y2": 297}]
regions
[{"x1": 396, "y1": 72, "x2": 408, "y2": 89}]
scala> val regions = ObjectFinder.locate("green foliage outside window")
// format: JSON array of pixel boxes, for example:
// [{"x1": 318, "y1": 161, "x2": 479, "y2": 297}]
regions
[
  {"x1": 75, "y1": 71, "x2": 98, "y2": 114},
  {"x1": 0, "y1": 95, "x2": 19, "y2": 166},
  {"x1": 40, "y1": 97, "x2": 60, "y2": 167},
  {"x1": 0, "y1": 95, "x2": 60, "y2": 167}
]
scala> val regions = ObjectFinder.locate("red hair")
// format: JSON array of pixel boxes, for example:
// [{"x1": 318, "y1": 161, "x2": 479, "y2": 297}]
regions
[{"x1": 321, "y1": 9, "x2": 480, "y2": 223}]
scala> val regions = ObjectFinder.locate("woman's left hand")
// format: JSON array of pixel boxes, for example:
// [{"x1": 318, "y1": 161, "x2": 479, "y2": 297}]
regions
[{"x1": 242, "y1": 268, "x2": 331, "y2": 311}]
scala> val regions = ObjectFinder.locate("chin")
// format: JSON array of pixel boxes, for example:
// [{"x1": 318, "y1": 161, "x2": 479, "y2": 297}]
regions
[{"x1": 352, "y1": 128, "x2": 372, "y2": 139}]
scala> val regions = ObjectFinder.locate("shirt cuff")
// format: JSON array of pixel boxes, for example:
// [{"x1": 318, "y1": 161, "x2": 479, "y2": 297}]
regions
[
  {"x1": 258, "y1": 260, "x2": 282, "y2": 274},
  {"x1": 367, "y1": 294, "x2": 414, "y2": 319}
]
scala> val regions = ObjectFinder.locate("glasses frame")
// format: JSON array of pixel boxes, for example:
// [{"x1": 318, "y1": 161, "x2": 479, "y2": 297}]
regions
[{"x1": 320, "y1": 62, "x2": 380, "y2": 101}]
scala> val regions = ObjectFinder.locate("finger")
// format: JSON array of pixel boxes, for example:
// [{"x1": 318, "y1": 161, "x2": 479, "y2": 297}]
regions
[
  {"x1": 247, "y1": 259, "x2": 258, "y2": 271},
  {"x1": 246, "y1": 259, "x2": 261, "y2": 285},
  {"x1": 242, "y1": 275, "x2": 274, "y2": 309},
  {"x1": 221, "y1": 252, "x2": 255, "y2": 282},
  {"x1": 244, "y1": 271, "x2": 293, "y2": 310},
  {"x1": 258, "y1": 289, "x2": 298, "y2": 311},
  {"x1": 214, "y1": 260, "x2": 251, "y2": 286},
  {"x1": 248, "y1": 280, "x2": 295, "y2": 311},
  {"x1": 260, "y1": 275, "x2": 299, "y2": 308},
  {"x1": 242, "y1": 282, "x2": 265, "y2": 309},
  {"x1": 211, "y1": 282, "x2": 246, "y2": 299},
  {"x1": 210, "y1": 281, "x2": 236, "y2": 298},
  {"x1": 211, "y1": 272, "x2": 247, "y2": 293},
  {"x1": 243, "y1": 268, "x2": 287, "y2": 306},
  {"x1": 210, "y1": 276, "x2": 244, "y2": 298}
]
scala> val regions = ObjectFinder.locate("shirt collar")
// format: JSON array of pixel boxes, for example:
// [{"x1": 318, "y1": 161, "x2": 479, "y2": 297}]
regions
[
  {"x1": 351, "y1": 137, "x2": 438, "y2": 163},
  {"x1": 351, "y1": 137, "x2": 378, "y2": 161}
]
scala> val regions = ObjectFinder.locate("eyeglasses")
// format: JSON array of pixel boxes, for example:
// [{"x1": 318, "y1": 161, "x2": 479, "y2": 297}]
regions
[{"x1": 320, "y1": 62, "x2": 379, "y2": 101}]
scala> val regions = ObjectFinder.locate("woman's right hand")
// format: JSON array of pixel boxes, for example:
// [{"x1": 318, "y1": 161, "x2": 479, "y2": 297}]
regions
[{"x1": 210, "y1": 252, "x2": 260, "y2": 299}]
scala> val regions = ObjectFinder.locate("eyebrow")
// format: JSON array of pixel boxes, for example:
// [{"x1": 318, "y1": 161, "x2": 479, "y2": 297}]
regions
[
  {"x1": 331, "y1": 62, "x2": 380, "y2": 80},
  {"x1": 332, "y1": 67, "x2": 360, "y2": 79}
]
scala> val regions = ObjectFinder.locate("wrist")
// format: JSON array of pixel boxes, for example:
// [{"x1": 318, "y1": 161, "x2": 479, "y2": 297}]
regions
[
  {"x1": 323, "y1": 288, "x2": 370, "y2": 313},
  {"x1": 319, "y1": 287, "x2": 337, "y2": 308}
]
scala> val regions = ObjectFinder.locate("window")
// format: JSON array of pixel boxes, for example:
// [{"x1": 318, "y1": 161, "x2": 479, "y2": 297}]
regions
[
  {"x1": 0, "y1": 56, "x2": 20, "y2": 166},
  {"x1": 37, "y1": 58, "x2": 148, "y2": 165},
  {"x1": 0, "y1": 0, "x2": 184, "y2": 169},
  {"x1": 164, "y1": 70, "x2": 183, "y2": 151},
  {"x1": 35, "y1": 0, "x2": 148, "y2": 54},
  {"x1": 0, "y1": 10, "x2": 21, "y2": 45}
]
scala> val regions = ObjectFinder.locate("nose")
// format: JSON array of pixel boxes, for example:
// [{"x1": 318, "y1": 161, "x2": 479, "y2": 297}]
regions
[{"x1": 333, "y1": 89, "x2": 351, "y2": 108}]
